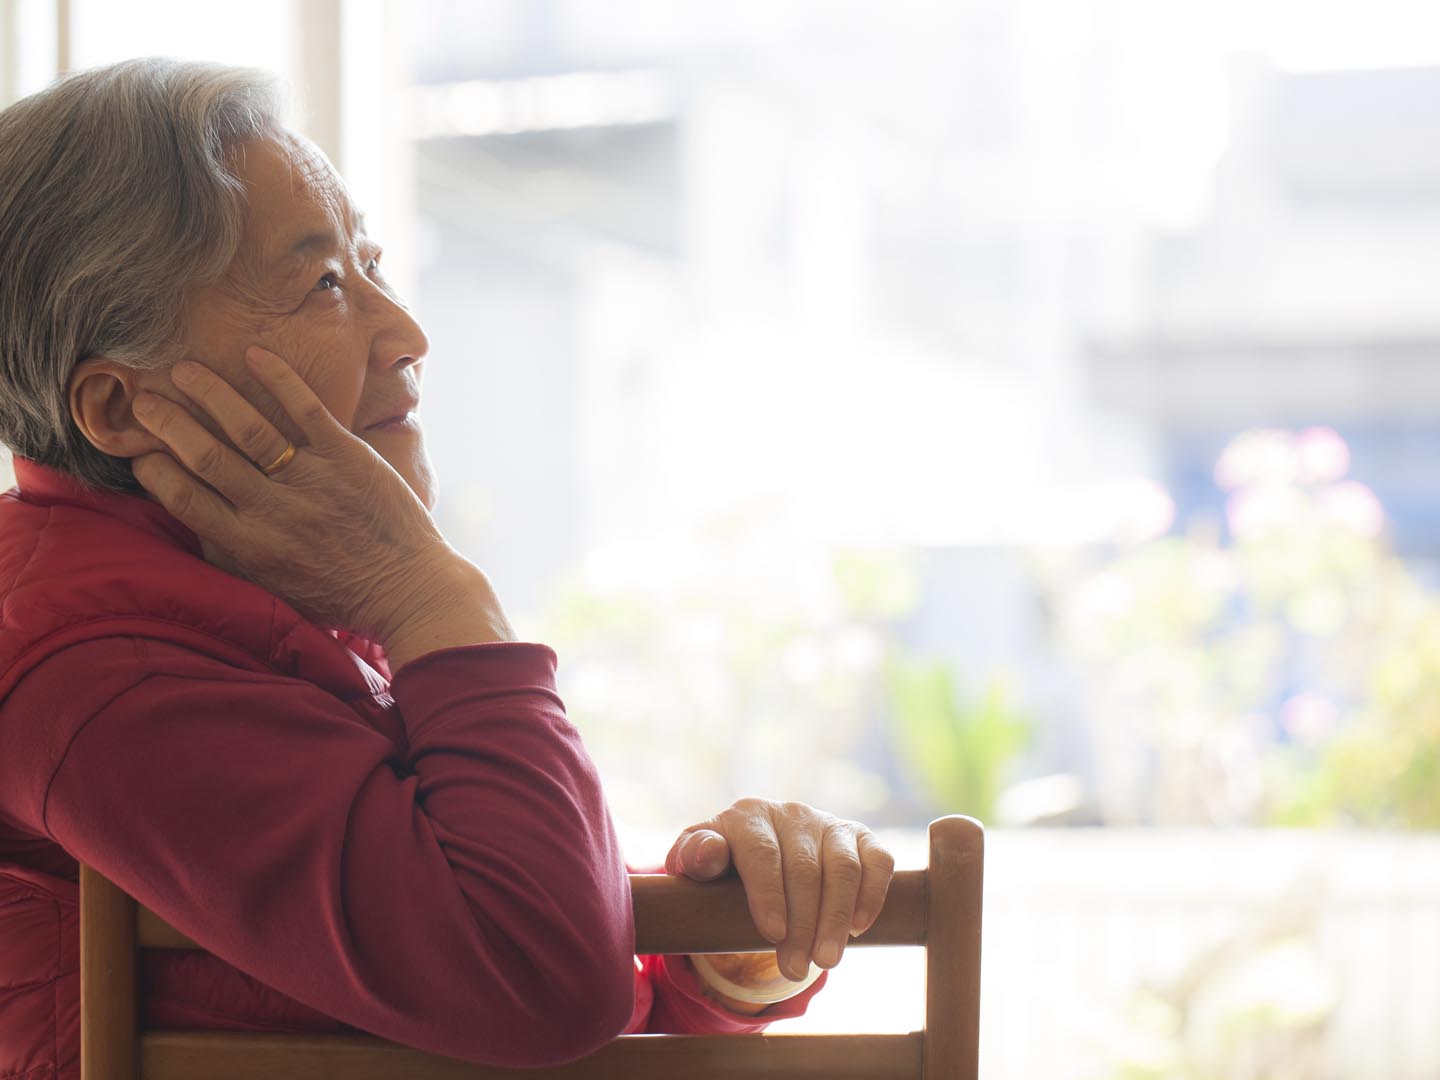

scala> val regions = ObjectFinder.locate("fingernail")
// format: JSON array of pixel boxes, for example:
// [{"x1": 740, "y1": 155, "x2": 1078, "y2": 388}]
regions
[
  {"x1": 764, "y1": 913, "x2": 787, "y2": 942},
  {"x1": 780, "y1": 948, "x2": 807, "y2": 981},
  {"x1": 815, "y1": 940, "x2": 840, "y2": 968},
  {"x1": 171, "y1": 361, "x2": 199, "y2": 385},
  {"x1": 132, "y1": 393, "x2": 157, "y2": 415},
  {"x1": 851, "y1": 910, "x2": 871, "y2": 936},
  {"x1": 685, "y1": 837, "x2": 714, "y2": 875}
]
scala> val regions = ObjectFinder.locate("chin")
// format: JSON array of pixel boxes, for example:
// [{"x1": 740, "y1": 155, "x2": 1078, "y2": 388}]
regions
[
  {"x1": 391, "y1": 460, "x2": 434, "y2": 515},
  {"x1": 363, "y1": 432, "x2": 438, "y2": 512},
  {"x1": 398, "y1": 456, "x2": 438, "y2": 513}
]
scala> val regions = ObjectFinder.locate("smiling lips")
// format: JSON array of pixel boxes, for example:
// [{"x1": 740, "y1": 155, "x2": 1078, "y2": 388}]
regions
[{"x1": 363, "y1": 398, "x2": 420, "y2": 429}]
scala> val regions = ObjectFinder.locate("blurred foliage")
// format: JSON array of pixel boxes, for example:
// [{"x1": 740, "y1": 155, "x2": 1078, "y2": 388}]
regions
[
  {"x1": 540, "y1": 512, "x2": 913, "y2": 827},
  {"x1": 1098, "y1": 879, "x2": 1336, "y2": 1080},
  {"x1": 1102, "y1": 943, "x2": 1333, "y2": 1080},
  {"x1": 885, "y1": 660, "x2": 1029, "y2": 823},
  {"x1": 1042, "y1": 427, "x2": 1440, "y2": 828},
  {"x1": 539, "y1": 424, "x2": 1440, "y2": 832},
  {"x1": 539, "y1": 509, "x2": 1028, "y2": 829}
]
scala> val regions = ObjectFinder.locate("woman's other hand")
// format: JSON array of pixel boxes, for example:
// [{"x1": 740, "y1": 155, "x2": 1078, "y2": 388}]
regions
[{"x1": 664, "y1": 798, "x2": 895, "y2": 982}]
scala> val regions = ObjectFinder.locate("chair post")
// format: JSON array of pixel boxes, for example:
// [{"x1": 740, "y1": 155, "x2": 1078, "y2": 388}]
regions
[
  {"x1": 80, "y1": 864, "x2": 139, "y2": 1080},
  {"x1": 923, "y1": 815, "x2": 983, "y2": 1080}
]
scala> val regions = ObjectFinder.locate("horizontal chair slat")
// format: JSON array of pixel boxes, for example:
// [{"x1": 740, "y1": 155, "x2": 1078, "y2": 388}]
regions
[
  {"x1": 632, "y1": 870, "x2": 926, "y2": 953},
  {"x1": 140, "y1": 1031, "x2": 924, "y2": 1080},
  {"x1": 136, "y1": 870, "x2": 928, "y2": 954}
]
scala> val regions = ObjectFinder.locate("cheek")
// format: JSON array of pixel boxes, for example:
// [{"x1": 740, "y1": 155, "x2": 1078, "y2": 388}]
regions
[
  {"x1": 181, "y1": 289, "x2": 365, "y2": 437},
  {"x1": 255, "y1": 322, "x2": 367, "y2": 431}
]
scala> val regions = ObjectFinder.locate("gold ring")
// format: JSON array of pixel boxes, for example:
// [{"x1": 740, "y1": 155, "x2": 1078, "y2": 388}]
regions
[{"x1": 260, "y1": 441, "x2": 297, "y2": 476}]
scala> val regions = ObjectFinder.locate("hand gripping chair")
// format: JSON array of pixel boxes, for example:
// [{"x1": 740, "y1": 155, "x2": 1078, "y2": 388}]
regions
[{"x1": 80, "y1": 814, "x2": 982, "y2": 1079}]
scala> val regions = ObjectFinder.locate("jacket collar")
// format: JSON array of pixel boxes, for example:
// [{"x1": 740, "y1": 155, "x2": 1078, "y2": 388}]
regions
[{"x1": 10, "y1": 457, "x2": 203, "y2": 558}]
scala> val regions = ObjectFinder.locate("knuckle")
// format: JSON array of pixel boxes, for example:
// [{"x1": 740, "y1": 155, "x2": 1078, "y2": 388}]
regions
[
  {"x1": 868, "y1": 845, "x2": 897, "y2": 874},
  {"x1": 150, "y1": 408, "x2": 181, "y2": 440},
  {"x1": 713, "y1": 806, "x2": 744, "y2": 830},
  {"x1": 235, "y1": 418, "x2": 271, "y2": 450},
  {"x1": 824, "y1": 819, "x2": 859, "y2": 844},
  {"x1": 191, "y1": 442, "x2": 225, "y2": 477},
  {"x1": 297, "y1": 399, "x2": 329, "y2": 428},
  {"x1": 735, "y1": 796, "x2": 779, "y2": 817},
  {"x1": 167, "y1": 482, "x2": 196, "y2": 519},
  {"x1": 746, "y1": 833, "x2": 783, "y2": 860},
  {"x1": 787, "y1": 854, "x2": 822, "y2": 888},
  {"x1": 789, "y1": 914, "x2": 819, "y2": 938},
  {"x1": 827, "y1": 854, "x2": 864, "y2": 888}
]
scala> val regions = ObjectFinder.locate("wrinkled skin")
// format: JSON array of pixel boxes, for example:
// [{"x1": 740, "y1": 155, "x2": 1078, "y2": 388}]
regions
[
  {"x1": 72, "y1": 133, "x2": 434, "y2": 506},
  {"x1": 666, "y1": 798, "x2": 895, "y2": 989},
  {"x1": 68, "y1": 134, "x2": 449, "y2": 638}
]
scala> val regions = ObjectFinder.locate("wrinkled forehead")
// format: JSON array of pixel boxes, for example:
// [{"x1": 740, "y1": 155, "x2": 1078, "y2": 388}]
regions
[{"x1": 227, "y1": 133, "x2": 363, "y2": 272}]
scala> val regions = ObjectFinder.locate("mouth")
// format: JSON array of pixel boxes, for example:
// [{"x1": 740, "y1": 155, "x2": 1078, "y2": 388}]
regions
[
  {"x1": 363, "y1": 395, "x2": 421, "y2": 431},
  {"x1": 364, "y1": 411, "x2": 419, "y2": 433}
]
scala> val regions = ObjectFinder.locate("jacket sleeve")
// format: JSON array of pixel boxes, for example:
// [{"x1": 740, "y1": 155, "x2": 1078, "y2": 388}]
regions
[
  {"x1": 328, "y1": 638, "x2": 831, "y2": 1037},
  {"x1": 617, "y1": 859, "x2": 828, "y2": 1034},
  {"x1": 3, "y1": 636, "x2": 636, "y2": 1068},
  {"x1": 626, "y1": 953, "x2": 828, "y2": 1033}
]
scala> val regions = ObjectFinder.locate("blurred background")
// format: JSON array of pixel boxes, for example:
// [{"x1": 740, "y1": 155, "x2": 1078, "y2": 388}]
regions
[{"x1": 3, "y1": 0, "x2": 1439, "y2": 1075}]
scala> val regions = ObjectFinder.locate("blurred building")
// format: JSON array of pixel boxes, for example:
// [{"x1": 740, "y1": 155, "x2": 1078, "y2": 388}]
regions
[
  {"x1": 407, "y1": 0, "x2": 1156, "y2": 620},
  {"x1": 403, "y1": 4, "x2": 1440, "y2": 815},
  {"x1": 1088, "y1": 58, "x2": 1440, "y2": 559}
]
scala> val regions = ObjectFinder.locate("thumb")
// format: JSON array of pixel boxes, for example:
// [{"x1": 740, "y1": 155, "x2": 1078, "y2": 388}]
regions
[{"x1": 676, "y1": 829, "x2": 731, "y2": 881}]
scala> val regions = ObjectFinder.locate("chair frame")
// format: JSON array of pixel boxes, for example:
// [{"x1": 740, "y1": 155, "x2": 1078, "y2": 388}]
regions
[{"x1": 81, "y1": 814, "x2": 982, "y2": 1079}]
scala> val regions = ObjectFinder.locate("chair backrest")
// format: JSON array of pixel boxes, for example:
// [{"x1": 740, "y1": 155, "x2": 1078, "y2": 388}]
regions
[{"x1": 81, "y1": 814, "x2": 982, "y2": 1079}]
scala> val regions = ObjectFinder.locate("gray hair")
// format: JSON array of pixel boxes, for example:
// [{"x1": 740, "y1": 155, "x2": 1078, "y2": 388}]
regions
[{"x1": 0, "y1": 58, "x2": 284, "y2": 493}]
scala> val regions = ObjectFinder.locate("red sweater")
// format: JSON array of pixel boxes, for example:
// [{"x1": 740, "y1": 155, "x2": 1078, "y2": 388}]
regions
[{"x1": 0, "y1": 458, "x2": 823, "y2": 1079}]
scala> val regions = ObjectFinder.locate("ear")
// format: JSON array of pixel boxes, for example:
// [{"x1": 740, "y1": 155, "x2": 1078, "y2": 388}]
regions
[{"x1": 67, "y1": 358, "x2": 168, "y2": 459}]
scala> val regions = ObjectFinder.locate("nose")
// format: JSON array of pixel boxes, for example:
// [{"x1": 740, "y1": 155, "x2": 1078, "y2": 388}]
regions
[{"x1": 366, "y1": 282, "x2": 430, "y2": 371}]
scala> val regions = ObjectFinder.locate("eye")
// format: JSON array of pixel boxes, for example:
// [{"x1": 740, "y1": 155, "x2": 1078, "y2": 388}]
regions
[
  {"x1": 314, "y1": 272, "x2": 341, "y2": 293},
  {"x1": 366, "y1": 253, "x2": 383, "y2": 276}
]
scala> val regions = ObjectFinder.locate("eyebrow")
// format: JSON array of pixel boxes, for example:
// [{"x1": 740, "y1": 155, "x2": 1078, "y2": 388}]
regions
[
  {"x1": 268, "y1": 211, "x2": 370, "y2": 277},
  {"x1": 284, "y1": 230, "x2": 340, "y2": 260}
]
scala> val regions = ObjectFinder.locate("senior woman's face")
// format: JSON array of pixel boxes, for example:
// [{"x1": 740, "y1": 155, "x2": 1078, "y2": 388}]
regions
[
  {"x1": 85, "y1": 133, "x2": 437, "y2": 511},
  {"x1": 190, "y1": 134, "x2": 434, "y2": 506}
]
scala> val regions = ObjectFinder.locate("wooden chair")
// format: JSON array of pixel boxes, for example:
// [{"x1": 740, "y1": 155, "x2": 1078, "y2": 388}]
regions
[{"x1": 81, "y1": 814, "x2": 982, "y2": 1079}]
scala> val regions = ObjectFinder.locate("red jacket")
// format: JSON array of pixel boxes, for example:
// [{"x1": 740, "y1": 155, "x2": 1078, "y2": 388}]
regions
[{"x1": 0, "y1": 457, "x2": 822, "y2": 1079}]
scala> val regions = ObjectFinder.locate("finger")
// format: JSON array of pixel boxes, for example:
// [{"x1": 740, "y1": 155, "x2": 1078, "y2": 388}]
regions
[
  {"x1": 664, "y1": 823, "x2": 710, "y2": 876},
  {"x1": 130, "y1": 448, "x2": 241, "y2": 542},
  {"x1": 724, "y1": 815, "x2": 789, "y2": 946},
  {"x1": 169, "y1": 361, "x2": 295, "y2": 477},
  {"x1": 244, "y1": 346, "x2": 348, "y2": 448},
  {"x1": 132, "y1": 391, "x2": 268, "y2": 509},
  {"x1": 812, "y1": 823, "x2": 864, "y2": 969},
  {"x1": 667, "y1": 829, "x2": 731, "y2": 881},
  {"x1": 851, "y1": 831, "x2": 896, "y2": 937},
  {"x1": 775, "y1": 810, "x2": 823, "y2": 982}
]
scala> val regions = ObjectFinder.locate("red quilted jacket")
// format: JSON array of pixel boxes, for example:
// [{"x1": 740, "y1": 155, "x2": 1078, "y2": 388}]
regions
[{"x1": 0, "y1": 457, "x2": 822, "y2": 1079}]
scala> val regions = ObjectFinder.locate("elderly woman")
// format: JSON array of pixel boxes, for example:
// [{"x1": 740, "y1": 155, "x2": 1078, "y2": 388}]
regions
[{"x1": 0, "y1": 59, "x2": 894, "y2": 1077}]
